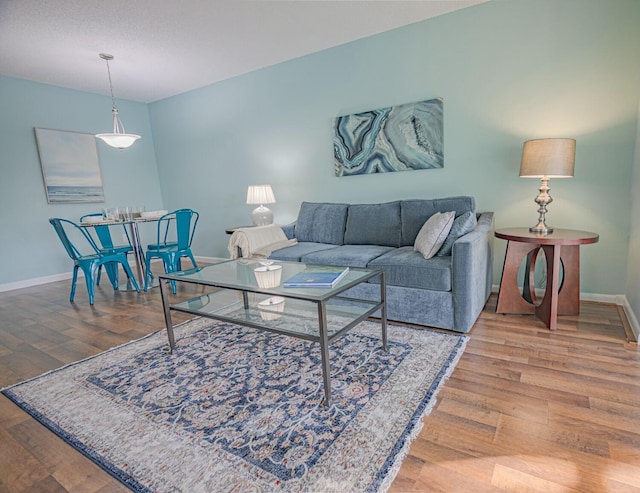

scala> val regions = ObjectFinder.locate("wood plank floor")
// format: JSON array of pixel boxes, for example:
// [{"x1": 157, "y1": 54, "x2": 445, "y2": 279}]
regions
[{"x1": 0, "y1": 268, "x2": 639, "y2": 492}]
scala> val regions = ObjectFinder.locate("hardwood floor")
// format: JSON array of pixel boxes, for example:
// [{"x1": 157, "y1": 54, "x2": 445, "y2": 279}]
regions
[{"x1": 1, "y1": 269, "x2": 639, "y2": 492}]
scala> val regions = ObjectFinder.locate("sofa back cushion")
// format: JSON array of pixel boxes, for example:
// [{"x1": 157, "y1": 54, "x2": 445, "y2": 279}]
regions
[
  {"x1": 295, "y1": 202, "x2": 349, "y2": 245},
  {"x1": 344, "y1": 201, "x2": 402, "y2": 247},
  {"x1": 400, "y1": 196, "x2": 475, "y2": 246}
]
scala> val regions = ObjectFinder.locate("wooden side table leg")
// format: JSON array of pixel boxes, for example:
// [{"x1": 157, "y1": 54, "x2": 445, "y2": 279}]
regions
[
  {"x1": 536, "y1": 244, "x2": 561, "y2": 330},
  {"x1": 557, "y1": 245, "x2": 581, "y2": 316},
  {"x1": 496, "y1": 241, "x2": 538, "y2": 314},
  {"x1": 522, "y1": 247, "x2": 541, "y2": 304}
]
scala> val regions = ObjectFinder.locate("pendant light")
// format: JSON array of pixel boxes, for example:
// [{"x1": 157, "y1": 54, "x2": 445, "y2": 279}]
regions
[{"x1": 95, "y1": 53, "x2": 141, "y2": 149}]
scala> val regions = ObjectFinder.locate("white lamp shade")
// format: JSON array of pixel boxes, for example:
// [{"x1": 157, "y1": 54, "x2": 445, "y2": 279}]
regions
[
  {"x1": 519, "y1": 138, "x2": 576, "y2": 178},
  {"x1": 247, "y1": 185, "x2": 276, "y2": 205},
  {"x1": 96, "y1": 133, "x2": 141, "y2": 149}
]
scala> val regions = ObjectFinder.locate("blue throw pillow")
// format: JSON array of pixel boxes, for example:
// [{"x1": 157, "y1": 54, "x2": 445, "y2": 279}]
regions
[{"x1": 436, "y1": 211, "x2": 477, "y2": 256}]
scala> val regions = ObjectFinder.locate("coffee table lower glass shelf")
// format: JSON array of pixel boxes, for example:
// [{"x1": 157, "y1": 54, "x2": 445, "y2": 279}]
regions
[{"x1": 159, "y1": 259, "x2": 387, "y2": 406}]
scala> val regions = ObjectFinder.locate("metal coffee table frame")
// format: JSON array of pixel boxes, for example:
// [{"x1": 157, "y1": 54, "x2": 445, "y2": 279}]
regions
[{"x1": 159, "y1": 259, "x2": 387, "y2": 406}]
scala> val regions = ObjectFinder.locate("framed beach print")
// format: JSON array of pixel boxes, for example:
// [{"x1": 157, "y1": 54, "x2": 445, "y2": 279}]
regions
[{"x1": 35, "y1": 128, "x2": 105, "y2": 204}]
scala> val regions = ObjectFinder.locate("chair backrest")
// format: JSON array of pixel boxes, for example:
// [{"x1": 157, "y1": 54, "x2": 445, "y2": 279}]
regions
[
  {"x1": 79, "y1": 213, "x2": 113, "y2": 249},
  {"x1": 50, "y1": 218, "x2": 101, "y2": 261},
  {"x1": 79, "y1": 213, "x2": 131, "y2": 249},
  {"x1": 156, "y1": 209, "x2": 199, "y2": 250}
]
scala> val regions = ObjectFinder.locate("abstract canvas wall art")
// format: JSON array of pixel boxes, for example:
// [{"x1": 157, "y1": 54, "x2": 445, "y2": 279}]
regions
[
  {"x1": 334, "y1": 98, "x2": 443, "y2": 177},
  {"x1": 35, "y1": 128, "x2": 105, "y2": 203}
]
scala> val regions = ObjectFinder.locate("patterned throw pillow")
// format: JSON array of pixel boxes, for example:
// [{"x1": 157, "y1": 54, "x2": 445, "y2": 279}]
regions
[
  {"x1": 436, "y1": 211, "x2": 478, "y2": 256},
  {"x1": 413, "y1": 211, "x2": 455, "y2": 259}
]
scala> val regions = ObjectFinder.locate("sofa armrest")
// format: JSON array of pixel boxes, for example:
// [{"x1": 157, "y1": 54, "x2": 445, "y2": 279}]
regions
[
  {"x1": 451, "y1": 212, "x2": 494, "y2": 332},
  {"x1": 280, "y1": 221, "x2": 296, "y2": 240}
]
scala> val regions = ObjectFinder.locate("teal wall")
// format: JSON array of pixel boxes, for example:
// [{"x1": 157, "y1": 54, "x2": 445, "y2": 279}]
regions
[
  {"x1": 1, "y1": 0, "x2": 639, "y2": 305},
  {"x1": 149, "y1": 0, "x2": 640, "y2": 296},
  {"x1": 0, "y1": 75, "x2": 163, "y2": 284},
  {"x1": 626, "y1": 100, "x2": 640, "y2": 333}
]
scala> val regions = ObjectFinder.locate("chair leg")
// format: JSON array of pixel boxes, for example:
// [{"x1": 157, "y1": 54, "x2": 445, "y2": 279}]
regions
[
  {"x1": 121, "y1": 261, "x2": 140, "y2": 293},
  {"x1": 144, "y1": 255, "x2": 153, "y2": 292},
  {"x1": 70, "y1": 265, "x2": 79, "y2": 302},
  {"x1": 104, "y1": 262, "x2": 119, "y2": 290},
  {"x1": 83, "y1": 265, "x2": 99, "y2": 305},
  {"x1": 162, "y1": 257, "x2": 178, "y2": 294},
  {"x1": 165, "y1": 266, "x2": 178, "y2": 295},
  {"x1": 187, "y1": 252, "x2": 198, "y2": 269}
]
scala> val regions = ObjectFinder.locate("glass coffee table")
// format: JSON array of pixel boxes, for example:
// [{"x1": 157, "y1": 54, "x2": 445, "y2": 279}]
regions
[{"x1": 158, "y1": 259, "x2": 387, "y2": 406}]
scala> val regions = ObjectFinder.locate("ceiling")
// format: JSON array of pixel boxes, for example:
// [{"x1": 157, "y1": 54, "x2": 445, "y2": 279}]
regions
[{"x1": 0, "y1": 0, "x2": 487, "y2": 103}]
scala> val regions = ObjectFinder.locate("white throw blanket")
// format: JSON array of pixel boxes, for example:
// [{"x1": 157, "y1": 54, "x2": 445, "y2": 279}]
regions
[{"x1": 227, "y1": 224, "x2": 297, "y2": 259}]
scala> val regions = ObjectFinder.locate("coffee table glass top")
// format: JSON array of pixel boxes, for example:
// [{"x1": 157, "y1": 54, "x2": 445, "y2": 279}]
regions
[
  {"x1": 161, "y1": 259, "x2": 383, "y2": 340},
  {"x1": 162, "y1": 259, "x2": 378, "y2": 301}
]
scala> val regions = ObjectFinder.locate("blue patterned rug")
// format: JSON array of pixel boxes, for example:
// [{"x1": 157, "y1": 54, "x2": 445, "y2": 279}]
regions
[{"x1": 2, "y1": 318, "x2": 467, "y2": 492}]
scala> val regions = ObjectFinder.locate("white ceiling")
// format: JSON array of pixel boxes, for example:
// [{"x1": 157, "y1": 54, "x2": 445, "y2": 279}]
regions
[{"x1": 0, "y1": 0, "x2": 487, "y2": 103}]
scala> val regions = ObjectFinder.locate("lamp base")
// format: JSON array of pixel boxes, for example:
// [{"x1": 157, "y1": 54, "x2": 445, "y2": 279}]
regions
[
  {"x1": 252, "y1": 205, "x2": 273, "y2": 226},
  {"x1": 529, "y1": 177, "x2": 553, "y2": 235},
  {"x1": 529, "y1": 224, "x2": 553, "y2": 234}
]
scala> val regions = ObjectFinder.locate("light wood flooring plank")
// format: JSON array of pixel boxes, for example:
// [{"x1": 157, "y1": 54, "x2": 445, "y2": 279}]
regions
[{"x1": 1, "y1": 272, "x2": 639, "y2": 492}]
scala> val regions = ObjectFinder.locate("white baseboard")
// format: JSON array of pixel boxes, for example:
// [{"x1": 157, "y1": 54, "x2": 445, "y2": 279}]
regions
[
  {"x1": 0, "y1": 258, "x2": 172, "y2": 293},
  {"x1": 621, "y1": 295, "x2": 640, "y2": 341},
  {"x1": 580, "y1": 292, "x2": 623, "y2": 304},
  {"x1": 490, "y1": 284, "x2": 622, "y2": 305},
  {"x1": 195, "y1": 255, "x2": 230, "y2": 263},
  {"x1": 0, "y1": 257, "x2": 228, "y2": 293},
  {"x1": 0, "y1": 272, "x2": 74, "y2": 292}
]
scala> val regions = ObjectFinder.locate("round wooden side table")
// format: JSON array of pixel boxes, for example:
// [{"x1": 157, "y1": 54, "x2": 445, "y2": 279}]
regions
[{"x1": 495, "y1": 228, "x2": 599, "y2": 330}]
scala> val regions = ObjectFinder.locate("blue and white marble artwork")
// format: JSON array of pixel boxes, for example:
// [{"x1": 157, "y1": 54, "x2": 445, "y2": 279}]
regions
[{"x1": 334, "y1": 98, "x2": 443, "y2": 177}]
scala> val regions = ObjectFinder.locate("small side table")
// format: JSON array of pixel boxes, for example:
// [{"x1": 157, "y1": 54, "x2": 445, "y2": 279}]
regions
[{"x1": 495, "y1": 228, "x2": 599, "y2": 330}]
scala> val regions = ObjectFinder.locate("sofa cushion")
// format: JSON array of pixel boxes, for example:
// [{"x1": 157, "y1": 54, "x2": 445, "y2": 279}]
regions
[
  {"x1": 295, "y1": 202, "x2": 349, "y2": 245},
  {"x1": 301, "y1": 244, "x2": 394, "y2": 268},
  {"x1": 344, "y1": 201, "x2": 401, "y2": 247},
  {"x1": 414, "y1": 211, "x2": 455, "y2": 259},
  {"x1": 269, "y1": 242, "x2": 338, "y2": 262},
  {"x1": 437, "y1": 211, "x2": 478, "y2": 257},
  {"x1": 401, "y1": 196, "x2": 475, "y2": 246},
  {"x1": 368, "y1": 246, "x2": 452, "y2": 291}
]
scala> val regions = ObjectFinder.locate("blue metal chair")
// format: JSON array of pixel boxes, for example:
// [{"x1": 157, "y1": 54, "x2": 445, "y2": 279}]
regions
[
  {"x1": 80, "y1": 213, "x2": 133, "y2": 287},
  {"x1": 49, "y1": 218, "x2": 140, "y2": 305},
  {"x1": 144, "y1": 209, "x2": 199, "y2": 293}
]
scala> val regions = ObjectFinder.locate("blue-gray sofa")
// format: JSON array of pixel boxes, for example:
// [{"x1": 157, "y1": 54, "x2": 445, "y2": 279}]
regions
[{"x1": 268, "y1": 196, "x2": 494, "y2": 333}]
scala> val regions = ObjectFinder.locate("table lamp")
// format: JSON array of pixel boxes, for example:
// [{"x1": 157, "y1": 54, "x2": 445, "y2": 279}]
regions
[
  {"x1": 519, "y1": 138, "x2": 575, "y2": 234},
  {"x1": 247, "y1": 185, "x2": 276, "y2": 226}
]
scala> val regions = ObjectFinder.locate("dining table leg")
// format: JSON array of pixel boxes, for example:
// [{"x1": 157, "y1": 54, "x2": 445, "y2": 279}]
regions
[{"x1": 128, "y1": 221, "x2": 147, "y2": 288}]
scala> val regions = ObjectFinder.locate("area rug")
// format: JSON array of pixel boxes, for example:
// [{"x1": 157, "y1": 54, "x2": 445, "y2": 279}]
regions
[{"x1": 2, "y1": 318, "x2": 467, "y2": 493}]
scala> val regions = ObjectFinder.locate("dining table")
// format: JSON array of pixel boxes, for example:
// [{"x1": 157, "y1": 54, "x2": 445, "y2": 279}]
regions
[{"x1": 79, "y1": 210, "x2": 170, "y2": 290}]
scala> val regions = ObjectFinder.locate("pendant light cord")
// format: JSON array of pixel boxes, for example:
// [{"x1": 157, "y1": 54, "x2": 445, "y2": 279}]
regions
[
  {"x1": 104, "y1": 57, "x2": 117, "y2": 112},
  {"x1": 99, "y1": 53, "x2": 126, "y2": 134}
]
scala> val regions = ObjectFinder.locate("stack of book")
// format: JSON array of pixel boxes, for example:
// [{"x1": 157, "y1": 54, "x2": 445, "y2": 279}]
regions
[{"x1": 283, "y1": 267, "x2": 349, "y2": 288}]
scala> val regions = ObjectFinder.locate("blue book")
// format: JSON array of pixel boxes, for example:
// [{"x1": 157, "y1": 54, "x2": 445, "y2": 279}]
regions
[{"x1": 283, "y1": 267, "x2": 349, "y2": 288}]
